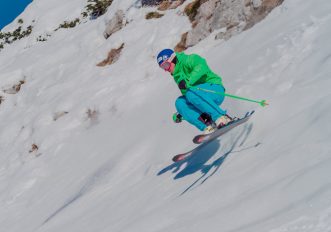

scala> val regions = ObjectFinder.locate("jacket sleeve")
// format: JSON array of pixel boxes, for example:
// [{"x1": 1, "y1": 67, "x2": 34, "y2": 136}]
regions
[{"x1": 186, "y1": 54, "x2": 209, "y2": 86}]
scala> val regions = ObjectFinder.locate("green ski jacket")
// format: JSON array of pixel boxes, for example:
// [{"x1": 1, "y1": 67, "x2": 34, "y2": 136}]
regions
[{"x1": 172, "y1": 52, "x2": 223, "y2": 95}]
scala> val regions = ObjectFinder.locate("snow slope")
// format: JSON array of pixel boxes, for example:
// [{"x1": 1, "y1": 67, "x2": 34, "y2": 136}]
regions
[{"x1": 0, "y1": 0, "x2": 331, "y2": 231}]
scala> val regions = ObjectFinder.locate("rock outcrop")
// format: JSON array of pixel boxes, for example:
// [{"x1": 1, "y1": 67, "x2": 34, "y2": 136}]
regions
[
  {"x1": 104, "y1": 10, "x2": 126, "y2": 39},
  {"x1": 178, "y1": 0, "x2": 284, "y2": 50},
  {"x1": 97, "y1": 43, "x2": 125, "y2": 67}
]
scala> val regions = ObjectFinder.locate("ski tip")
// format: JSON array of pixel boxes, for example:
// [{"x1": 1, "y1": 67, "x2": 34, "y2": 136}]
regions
[
  {"x1": 243, "y1": 110, "x2": 255, "y2": 119},
  {"x1": 193, "y1": 135, "x2": 204, "y2": 144},
  {"x1": 172, "y1": 154, "x2": 186, "y2": 162}
]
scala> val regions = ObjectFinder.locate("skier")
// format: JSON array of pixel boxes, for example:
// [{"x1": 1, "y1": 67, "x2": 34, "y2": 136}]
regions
[{"x1": 157, "y1": 48, "x2": 232, "y2": 134}]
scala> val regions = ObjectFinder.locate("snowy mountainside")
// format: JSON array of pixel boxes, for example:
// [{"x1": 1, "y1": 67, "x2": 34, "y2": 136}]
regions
[{"x1": 1, "y1": 0, "x2": 331, "y2": 232}]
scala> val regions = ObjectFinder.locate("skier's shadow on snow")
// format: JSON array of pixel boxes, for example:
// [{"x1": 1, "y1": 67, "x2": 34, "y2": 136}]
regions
[{"x1": 158, "y1": 124, "x2": 256, "y2": 194}]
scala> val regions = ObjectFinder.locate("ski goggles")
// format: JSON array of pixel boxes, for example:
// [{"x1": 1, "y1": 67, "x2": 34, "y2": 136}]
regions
[
  {"x1": 160, "y1": 60, "x2": 171, "y2": 71},
  {"x1": 159, "y1": 53, "x2": 176, "y2": 71}
]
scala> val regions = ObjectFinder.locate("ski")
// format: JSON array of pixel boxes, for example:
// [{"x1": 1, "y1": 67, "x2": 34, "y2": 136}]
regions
[
  {"x1": 193, "y1": 111, "x2": 255, "y2": 144},
  {"x1": 172, "y1": 111, "x2": 255, "y2": 162}
]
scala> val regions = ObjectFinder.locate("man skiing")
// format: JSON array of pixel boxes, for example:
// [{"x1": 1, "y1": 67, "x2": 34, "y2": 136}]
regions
[{"x1": 157, "y1": 48, "x2": 232, "y2": 134}]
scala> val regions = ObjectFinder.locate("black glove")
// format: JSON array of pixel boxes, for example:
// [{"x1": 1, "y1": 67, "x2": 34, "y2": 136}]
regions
[
  {"x1": 178, "y1": 80, "x2": 187, "y2": 90},
  {"x1": 172, "y1": 112, "x2": 183, "y2": 123}
]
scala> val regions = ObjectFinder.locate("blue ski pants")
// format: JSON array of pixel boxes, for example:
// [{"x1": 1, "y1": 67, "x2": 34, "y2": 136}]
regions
[{"x1": 175, "y1": 83, "x2": 227, "y2": 131}]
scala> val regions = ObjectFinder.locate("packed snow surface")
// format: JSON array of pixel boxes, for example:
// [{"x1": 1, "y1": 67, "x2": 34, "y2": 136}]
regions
[{"x1": 0, "y1": 0, "x2": 331, "y2": 231}]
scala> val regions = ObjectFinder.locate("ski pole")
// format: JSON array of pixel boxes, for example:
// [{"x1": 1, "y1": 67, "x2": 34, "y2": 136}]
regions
[{"x1": 193, "y1": 87, "x2": 269, "y2": 107}]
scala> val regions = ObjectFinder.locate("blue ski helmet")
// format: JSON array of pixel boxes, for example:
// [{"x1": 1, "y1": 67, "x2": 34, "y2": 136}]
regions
[{"x1": 157, "y1": 49, "x2": 174, "y2": 66}]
